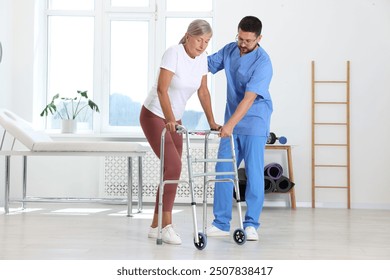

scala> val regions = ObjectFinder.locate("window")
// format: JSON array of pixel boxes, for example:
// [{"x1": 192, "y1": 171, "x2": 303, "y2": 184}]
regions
[
  {"x1": 48, "y1": 0, "x2": 94, "y2": 10},
  {"x1": 111, "y1": 0, "x2": 149, "y2": 8},
  {"x1": 42, "y1": 0, "x2": 214, "y2": 134},
  {"x1": 108, "y1": 20, "x2": 150, "y2": 128},
  {"x1": 166, "y1": 0, "x2": 212, "y2": 12},
  {"x1": 46, "y1": 16, "x2": 94, "y2": 129}
]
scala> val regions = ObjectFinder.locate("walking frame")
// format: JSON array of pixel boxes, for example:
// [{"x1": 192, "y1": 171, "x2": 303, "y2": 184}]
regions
[{"x1": 157, "y1": 125, "x2": 246, "y2": 250}]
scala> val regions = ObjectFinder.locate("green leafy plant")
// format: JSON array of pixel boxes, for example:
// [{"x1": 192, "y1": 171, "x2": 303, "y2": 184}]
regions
[{"x1": 40, "y1": 90, "x2": 100, "y2": 120}]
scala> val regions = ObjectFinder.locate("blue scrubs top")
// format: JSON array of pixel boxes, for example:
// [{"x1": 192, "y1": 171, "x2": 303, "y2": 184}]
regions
[{"x1": 208, "y1": 42, "x2": 273, "y2": 136}]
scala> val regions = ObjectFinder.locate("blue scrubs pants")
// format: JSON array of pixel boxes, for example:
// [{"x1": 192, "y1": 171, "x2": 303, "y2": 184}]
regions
[{"x1": 212, "y1": 134, "x2": 267, "y2": 231}]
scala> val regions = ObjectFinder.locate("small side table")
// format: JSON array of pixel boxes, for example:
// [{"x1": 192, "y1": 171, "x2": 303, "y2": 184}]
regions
[{"x1": 265, "y1": 145, "x2": 296, "y2": 209}]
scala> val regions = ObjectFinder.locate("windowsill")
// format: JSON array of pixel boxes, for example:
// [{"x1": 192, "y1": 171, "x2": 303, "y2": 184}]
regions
[{"x1": 48, "y1": 130, "x2": 147, "y2": 142}]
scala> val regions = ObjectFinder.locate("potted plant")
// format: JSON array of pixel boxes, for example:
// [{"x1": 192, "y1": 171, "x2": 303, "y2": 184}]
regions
[{"x1": 40, "y1": 90, "x2": 100, "y2": 133}]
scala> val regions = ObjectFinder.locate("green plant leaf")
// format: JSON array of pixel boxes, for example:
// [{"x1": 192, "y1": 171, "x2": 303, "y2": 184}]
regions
[
  {"x1": 40, "y1": 94, "x2": 60, "y2": 116},
  {"x1": 78, "y1": 90, "x2": 89, "y2": 99},
  {"x1": 40, "y1": 90, "x2": 99, "y2": 120},
  {"x1": 88, "y1": 100, "x2": 100, "y2": 112}
]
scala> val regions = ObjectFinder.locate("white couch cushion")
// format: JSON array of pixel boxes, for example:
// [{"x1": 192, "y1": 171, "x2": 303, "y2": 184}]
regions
[
  {"x1": 32, "y1": 141, "x2": 149, "y2": 152},
  {"x1": 0, "y1": 109, "x2": 53, "y2": 150},
  {"x1": 0, "y1": 109, "x2": 149, "y2": 154}
]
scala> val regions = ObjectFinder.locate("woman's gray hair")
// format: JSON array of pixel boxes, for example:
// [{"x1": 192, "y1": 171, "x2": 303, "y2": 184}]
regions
[{"x1": 179, "y1": 19, "x2": 212, "y2": 44}]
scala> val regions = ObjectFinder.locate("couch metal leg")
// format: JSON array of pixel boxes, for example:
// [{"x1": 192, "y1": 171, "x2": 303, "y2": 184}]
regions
[
  {"x1": 22, "y1": 156, "x2": 27, "y2": 210},
  {"x1": 4, "y1": 155, "x2": 10, "y2": 214}
]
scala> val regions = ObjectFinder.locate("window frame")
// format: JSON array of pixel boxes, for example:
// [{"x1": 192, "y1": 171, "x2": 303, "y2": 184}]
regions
[
  {"x1": 100, "y1": 12, "x2": 156, "y2": 134},
  {"x1": 38, "y1": 0, "x2": 215, "y2": 136}
]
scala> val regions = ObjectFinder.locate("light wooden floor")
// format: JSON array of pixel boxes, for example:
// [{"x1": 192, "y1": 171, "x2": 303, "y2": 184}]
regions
[{"x1": 1, "y1": 203, "x2": 389, "y2": 260}]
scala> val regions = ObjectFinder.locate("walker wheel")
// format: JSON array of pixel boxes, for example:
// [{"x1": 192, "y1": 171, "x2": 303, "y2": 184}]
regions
[
  {"x1": 233, "y1": 229, "x2": 246, "y2": 245},
  {"x1": 194, "y1": 232, "x2": 207, "y2": 250}
]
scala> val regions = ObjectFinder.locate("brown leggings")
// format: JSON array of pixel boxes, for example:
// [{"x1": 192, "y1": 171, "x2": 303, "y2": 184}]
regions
[{"x1": 139, "y1": 106, "x2": 183, "y2": 213}]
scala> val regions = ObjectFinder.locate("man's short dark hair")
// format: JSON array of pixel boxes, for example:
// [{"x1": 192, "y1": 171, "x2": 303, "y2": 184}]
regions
[{"x1": 238, "y1": 16, "x2": 262, "y2": 37}]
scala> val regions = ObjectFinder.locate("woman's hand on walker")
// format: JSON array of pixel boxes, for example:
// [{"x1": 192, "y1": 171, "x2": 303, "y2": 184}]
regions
[
  {"x1": 209, "y1": 122, "x2": 222, "y2": 131},
  {"x1": 165, "y1": 121, "x2": 177, "y2": 133}
]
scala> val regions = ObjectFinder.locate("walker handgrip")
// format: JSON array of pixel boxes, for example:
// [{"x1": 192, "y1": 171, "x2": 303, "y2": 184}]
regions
[
  {"x1": 175, "y1": 124, "x2": 187, "y2": 134},
  {"x1": 209, "y1": 130, "x2": 220, "y2": 135},
  {"x1": 209, "y1": 127, "x2": 222, "y2": 134},
  {"x1": 188, "y1": 129, "x2": 220, "y2": 136}
]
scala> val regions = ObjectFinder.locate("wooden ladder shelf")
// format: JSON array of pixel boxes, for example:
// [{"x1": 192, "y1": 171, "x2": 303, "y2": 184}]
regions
[{"x1": 311, "y1": 61, "x2": 351, "y2": 208}]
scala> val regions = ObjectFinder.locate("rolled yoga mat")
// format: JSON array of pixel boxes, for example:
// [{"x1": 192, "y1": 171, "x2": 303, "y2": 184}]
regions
[
  {"x1": 264, "y1": 163, "x2": 283, "y2": 180},
  {"x1": 234, "y1": 167, "x2": 293, "y2": 198},
  {"x1": 275, "y1": 175, "x2": 295, "y2": 193},
  {"x1": 234, "y1": 168, "x2": 247, "y2": 201},
  {"x1": 235, "y1": 168, "x2": 277, "y2": 197},
  {"x1": 264, "y1": 176, "x2": 276, "y2": 193}
]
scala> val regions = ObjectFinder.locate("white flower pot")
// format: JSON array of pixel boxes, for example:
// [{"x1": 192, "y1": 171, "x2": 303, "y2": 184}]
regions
[{"x1": 61, "y1": 119, "x2": 77, "y2": 133}]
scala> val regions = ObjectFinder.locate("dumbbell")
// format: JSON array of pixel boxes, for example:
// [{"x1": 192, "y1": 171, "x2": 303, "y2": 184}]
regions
[{"x1": 267, "y1": 132, "x2": 287, "y2": 145}]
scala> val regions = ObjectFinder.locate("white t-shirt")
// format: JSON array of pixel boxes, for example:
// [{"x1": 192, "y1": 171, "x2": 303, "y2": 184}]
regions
[{"x1": 143, "y1": 44, "x2": 208, "y2": 120}]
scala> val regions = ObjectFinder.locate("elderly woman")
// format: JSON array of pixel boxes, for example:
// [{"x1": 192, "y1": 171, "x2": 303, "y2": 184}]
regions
[{"x1": 140, "y1": 19, "x2": 219, "y2": 245}]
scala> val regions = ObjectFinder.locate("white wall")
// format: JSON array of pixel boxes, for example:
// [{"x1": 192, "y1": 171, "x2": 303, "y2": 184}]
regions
[
  {"x1": 0, "y1": 0, "x2": 34, "y2": 118},
  {"x1": 0, "y1": 0, "x2": 13, "y2": 206},
  {"x1": 1, "y1": 0, "x2": 390, "y2": 209},
  {"x1": 0, "y1": 0, "x2": 12, "y2": 108}
]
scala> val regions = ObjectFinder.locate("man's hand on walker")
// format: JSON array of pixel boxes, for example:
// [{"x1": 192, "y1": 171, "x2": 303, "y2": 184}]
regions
[{"x1": 218, "y1": 124, "x2": 234, "y2": 138}]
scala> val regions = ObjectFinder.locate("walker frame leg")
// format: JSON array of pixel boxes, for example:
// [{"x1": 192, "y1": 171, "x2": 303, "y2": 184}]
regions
[{"x1": 229, "y1": 135, "x2": 246, "y2": 245}]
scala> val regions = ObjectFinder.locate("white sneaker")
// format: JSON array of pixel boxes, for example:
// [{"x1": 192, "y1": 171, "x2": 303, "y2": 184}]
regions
[
  {"x1": 148, "y1": 226, "x2": 158, "y2": 239},
  {"x1": 207, "y1": 225, "x2": 230, "y2": 237},
  {"x1": 161, "y1": 224, "x2": 182, "y2": 245},
  {"x1": 148, "y1": 225, "x2": 182, "y2": 245},
  {"x1": 245, "y1": 226, "x2": 259, "y2": 241}
]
